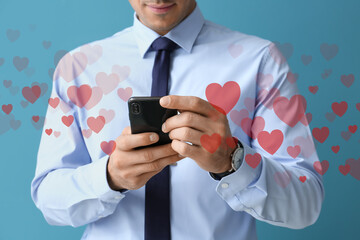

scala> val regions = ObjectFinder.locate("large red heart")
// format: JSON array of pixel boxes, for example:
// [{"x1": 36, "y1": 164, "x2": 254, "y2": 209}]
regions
[
  {"x1": 312, "y1": 127, "x2": 329, "y2": 143},
  {"x1": 245, "y1": 153, "x2": 261, "y2": 168},
  {"x1": 87, "y1": 116, "x2": 106, "y2": 134},
  {"x1": 200, "y1": 133, "x2": 222, "y2": 154},
  {"x1": 205, "y1": 81, "x2": 240, "y2": 114},
  {"x1": 101, "y1": 140, "x2": 116, "y2": 155},
  {"x1": 331, "y1": 101, "x2": 348, "y2": 117},
  {"x1": 313, "y1": 160, "x2": 329, "y2": 176},
  {"x1": 257, "y1": 130, "x2": 284, "y2": 155},
  {"x1": 67, "y1": 84, "x2": 92, "y2": 108},
  {"x1": 273, "y1": 95, "x2": 306, "y2": 127}
]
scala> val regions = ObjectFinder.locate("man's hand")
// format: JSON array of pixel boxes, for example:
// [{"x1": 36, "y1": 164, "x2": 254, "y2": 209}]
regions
[
  {"x1": 107, "y1": 126, "x2": 184, "y2": 191},
  {"x1": 160, "y1": 95, "x2": 236, "y2": 174}
]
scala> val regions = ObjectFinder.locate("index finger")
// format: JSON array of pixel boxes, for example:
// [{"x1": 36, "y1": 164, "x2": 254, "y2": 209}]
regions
[{"x1": 160, "y1": 95, "x2": 219, "y2": 117}]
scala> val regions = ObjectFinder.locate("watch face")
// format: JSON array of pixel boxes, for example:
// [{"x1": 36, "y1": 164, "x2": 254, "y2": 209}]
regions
[{"x1": 232, "y1": 146, "x2": 244, "y2": 170}]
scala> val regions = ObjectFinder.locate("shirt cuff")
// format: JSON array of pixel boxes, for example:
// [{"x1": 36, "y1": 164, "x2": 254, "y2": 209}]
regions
[
  {"x1": 81, "y1": 155, "x2": 126, "y2": 202},
  {"x1": 215, "y1": 141, "x2": 262, "y2": 206}
]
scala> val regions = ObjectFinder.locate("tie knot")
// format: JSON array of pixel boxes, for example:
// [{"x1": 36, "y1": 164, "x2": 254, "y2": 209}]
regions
[{"x1": 150, "y1": 37, "x2": 178, "y2": 52}]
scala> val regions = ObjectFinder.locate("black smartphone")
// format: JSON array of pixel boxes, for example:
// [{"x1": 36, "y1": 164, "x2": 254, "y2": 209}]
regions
[{"x1": 128, "y1": 96, "x2": 178, "y2": 147}]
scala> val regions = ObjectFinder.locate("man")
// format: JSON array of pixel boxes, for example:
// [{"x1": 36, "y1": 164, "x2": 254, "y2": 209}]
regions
[{"x1": 31, "y1": 0, "x2": 324, "y2": 239}]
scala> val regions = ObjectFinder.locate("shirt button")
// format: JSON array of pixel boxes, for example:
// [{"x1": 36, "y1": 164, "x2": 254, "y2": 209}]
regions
[{"x1": 221, "y1": 183, "x2": 229, "y2": 189}]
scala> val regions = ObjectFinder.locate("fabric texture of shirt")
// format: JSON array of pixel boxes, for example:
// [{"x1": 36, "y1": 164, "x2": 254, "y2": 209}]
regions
[{"x1": 31, "y1": 5, "x2": 324, "y2": 240}]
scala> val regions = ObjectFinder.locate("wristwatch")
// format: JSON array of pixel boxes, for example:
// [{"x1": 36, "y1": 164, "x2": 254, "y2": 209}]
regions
[{"x1": 209, "y1": 139, "x2": 244, "y2": 180}]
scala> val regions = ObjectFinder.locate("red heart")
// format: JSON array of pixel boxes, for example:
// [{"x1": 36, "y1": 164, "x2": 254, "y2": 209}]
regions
[
  {"x1": 87, "y1": 116, "x2": 106, "y2": 134},
  {"x1": 313, "y1": 160, "x2": 329, "y2": 176},
  {"x1": 331, "y1": 145, "x2": 340, "y2": 153},
  {"x1": 101, "y1": 140, "x2": 116, "y2": 155},
  {"x1": 32, "y1": 116, "x2": 40, "y2": 123},
  {"x1": 257, "y1": 130, "x2": 284, "y2": 155},
  {"x1": 67, "y1": 84, "x2": 92, "y2": 108},
  {"x1": 287, "y1": 145, "x2": 301, "y2": 158},
  {"x1": 299, "y1": 176, "x2": 307, "y2": 183},
  {"x1": 348, "y1": 125, "x2": 357, "y2": 134},
  {"x1": 45, "y1": 128, "x2": 53, "y2": 136},
  {"x1": 312, "y1": 127, "x2": 329, "y2": 143},
  {"x1": 62, "y1": 115, "x2": 74, "y2": 127},
  {"x1": 2, "y1": 104, "x2": 13, "y2": 115},
  {"x1": 22, "y1": 85, "x2": 41, "y2": 104},
  {"x1": 200, "y1": 133, "x2": 222, "y2": 154},
  {"x1": 205, "y1": 81, "x2": 240, "y2": 114},
  {"x1": 245, "y1": 153, "x2": 261, "y2": 168},
  {"x1": 339, "y1": 164, "x2": 350, "y2": 176},
  {"x1": 48, "y1": 97, "x2": 60, "y2": 109},
  {"x1": 273, "y1": 95, "x2": 307, "y2": 127},
  {"x1": 331, "y1": 101, "x2": 348, "y2": 117},
  {"x1": 308, "y1": 86, "x2": 318, "y2": 94}
]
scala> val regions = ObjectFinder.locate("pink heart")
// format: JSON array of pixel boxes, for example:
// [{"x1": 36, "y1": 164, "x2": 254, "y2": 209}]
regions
[
  {"x1": 274, "y1": 171, "x2": 292, "y2": 188},
  {"x1": 82, "y1": 129, "x2": 92, "y2": 138},
  {"x1": 257, "y1": 73, "x2": 273, "y2": 89},
  {"x1": 228, "y1": 43, "x2": 243, "y2": 58},
  {"x1": 96, "y1": 72, "x2": 120, "y2": 95},
  {"x1": 240, "y1": 116, "x2": 265, "y2": 139},
  {"x1": 53, "y1": 131, "x2": 61, "y2": 138},
  {"x1": 57, "y1": 52, "x2": 88, "y2": 82},
  {"x1": 257, "y1": 130, "x2": 284, "y2": 155},
  {"x1": 101, "y1": 140, "x2": 116, "y2": 155},
  {"x1": 273, "y1": 95, "x2": 307, "y2": 127},
  {"x1": 244, "y1": 97, "x2": 255, "y2": 112},
  {"x1": 99, "y1": 109, "x2": 115, "y2": 124},
  {"x1": 230, "y1": 109, "x2": 249, "y2": 127},
  {"x1": 48, "y1": 97, "x2": 60, "y2": 109},
  {"x1": 117, "y1": 87, "x2": 133, "y2": 102},
  {"x1": 294, "y1": 135, "x2": 316, "y2": 158},
  {"x1": 112, "y1": 65, "x2": 131, "y2": 81},
  {"x1": 286, "y1": 71, "x2": 298, "y2": 84},
  {"x1": 287, "y1": 145, "x2": 301, "y2": 158},
  {"x1": 80, "y1": 44, "x2": 102, "y2": 65},
  {"x1": 60, "y1": 100, "x2": 72, "y2": 114},
  {"x1": 87, "y1": 116, "x2": 106, "y2": 134},
  {"x1": 67, "y1": 84, "x2": 92, "y2": 108},
  {"x1": 205, "y1": 81, "x2": 241, "y2": 114},
  {"x1": 257, "y1": 88, "x2": 280, "y2": 110},
  {"x1": 85, "y1": 87, "x2": 103, "y2": 110}
]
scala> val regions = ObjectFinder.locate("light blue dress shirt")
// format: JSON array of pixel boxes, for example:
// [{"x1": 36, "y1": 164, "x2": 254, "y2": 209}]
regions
[{"x1": 31, "y1": 5, "x2": 324, "y2": 240}]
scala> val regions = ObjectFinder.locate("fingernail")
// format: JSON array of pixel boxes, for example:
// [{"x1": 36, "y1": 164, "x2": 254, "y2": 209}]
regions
[
  {"x1": 162, "y1": 123, "x2": 166, "y2": 132},
  {"x1": 160, "y1": 96, "x2": 170, "y2": 106},
  {"x1": 150, "y1": 134, "x2": 157, "y2": 142}
]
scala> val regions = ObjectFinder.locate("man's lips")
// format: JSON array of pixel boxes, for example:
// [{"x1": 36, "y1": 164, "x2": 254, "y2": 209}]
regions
[{"x1": 147, "y1": 3, "x2": 175, "y2": 14}]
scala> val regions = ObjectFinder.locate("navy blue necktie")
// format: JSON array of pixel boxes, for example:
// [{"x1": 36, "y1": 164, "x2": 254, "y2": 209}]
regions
[{"x1": 145, "y1": 37, "x2": 178, "y2": 240}]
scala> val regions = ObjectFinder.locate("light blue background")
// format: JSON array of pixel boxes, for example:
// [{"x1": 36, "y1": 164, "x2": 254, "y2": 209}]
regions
[{"x1": 0, "y1": 0, "x2": 359, "y2": 239}]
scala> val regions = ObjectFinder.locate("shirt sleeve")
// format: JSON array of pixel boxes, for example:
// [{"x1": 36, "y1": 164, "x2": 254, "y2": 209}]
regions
[
  {"x1": 30, "y1": 55, "x2": 124, "y2": 227},
  {"x1": 215, "y1": 42, "x2": 324, "y2": 229}
]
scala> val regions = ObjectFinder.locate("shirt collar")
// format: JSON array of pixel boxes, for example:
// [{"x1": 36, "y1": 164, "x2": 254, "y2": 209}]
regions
[{"x1": 133, "y1": 4, "x2": 205, "y2": 58}]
